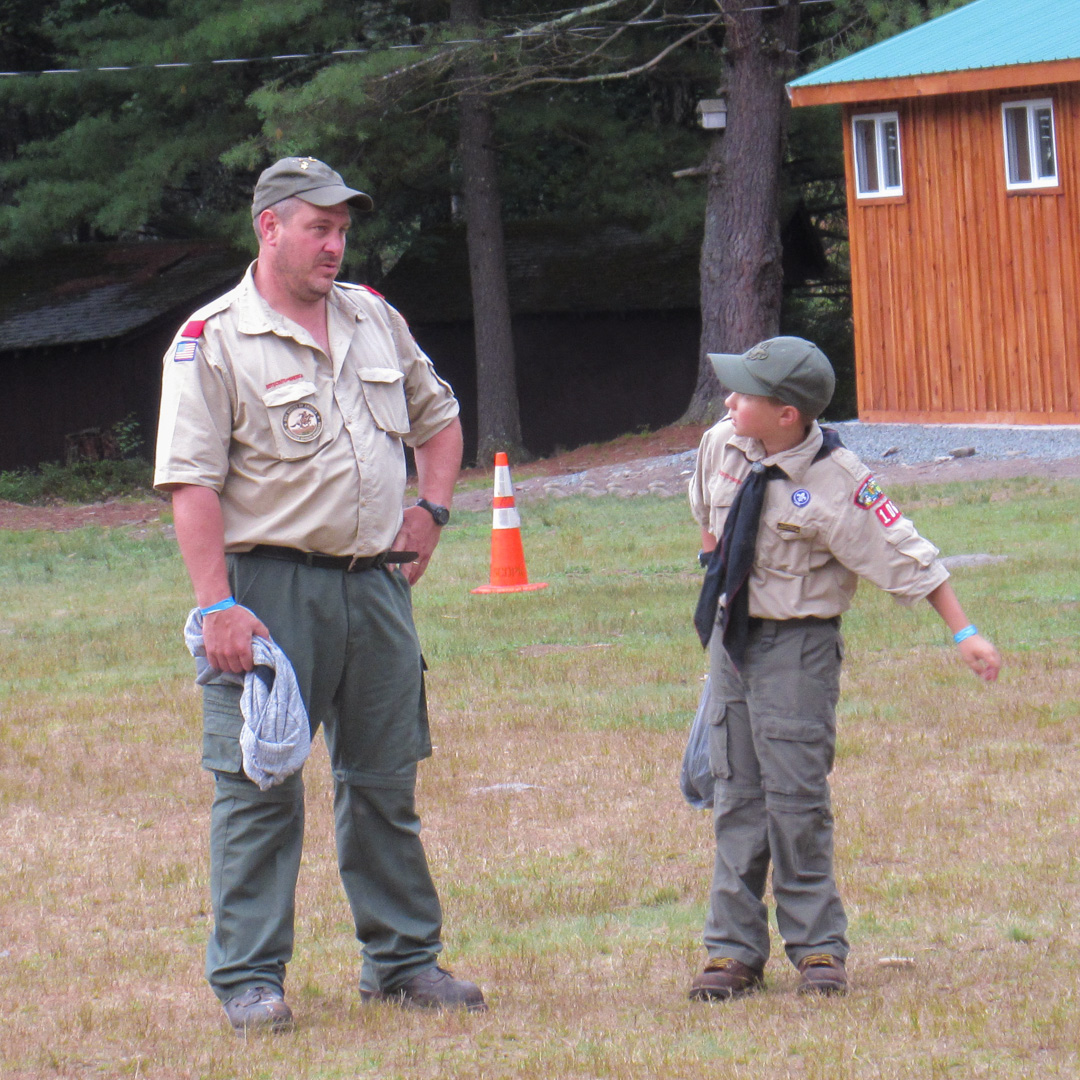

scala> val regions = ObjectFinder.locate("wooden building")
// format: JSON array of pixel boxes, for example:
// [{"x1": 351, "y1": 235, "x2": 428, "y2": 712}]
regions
[
  {"x1": 788, "y1": 0, "x2": 1080, "y2": 424},
  {"x1": 0, "y1": 242, "x2": 247, "y2": 471},
  {"x1": 380, "y1": 216, "x2": 826, "y2": 461},
  {"x1": 379, "y1": 220, "x2": 703, "y2": 460}
]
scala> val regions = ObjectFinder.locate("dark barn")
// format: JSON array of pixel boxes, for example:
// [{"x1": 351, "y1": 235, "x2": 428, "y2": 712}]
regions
[
  {"x1": 0, "y1": 242, "x2": 247, "y2": 472},
  {"x1": 378, "y1": 221, "x2": 703, "y2": 463}
]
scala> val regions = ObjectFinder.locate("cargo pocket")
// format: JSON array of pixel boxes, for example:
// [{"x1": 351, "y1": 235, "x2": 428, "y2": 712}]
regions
[
  {"x1": 708, "y1": 702, "x2": 732, "y2": 781},
  {"x1": 357, "y1": 366, "x2": 410, "y2": 436},
  {"x1": 201, "y1": 682, "x2": 244, "y2": 774},
  {"x1": 758, "y1": 714, "x2": 835, "y2": 798}
]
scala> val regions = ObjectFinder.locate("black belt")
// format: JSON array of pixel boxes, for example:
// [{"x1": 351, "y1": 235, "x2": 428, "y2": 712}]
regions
[
  {"x1": 747, "y1": 615, "x2": 841, "y2": 630},
  {"x1": 247, "y1": 545, "x2": 418, "y2": 572}
]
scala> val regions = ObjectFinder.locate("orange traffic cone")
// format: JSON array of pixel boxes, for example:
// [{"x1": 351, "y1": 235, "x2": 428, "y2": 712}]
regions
[{"x1": 471, "y1": 452, "x2": 549, "y2": 594}]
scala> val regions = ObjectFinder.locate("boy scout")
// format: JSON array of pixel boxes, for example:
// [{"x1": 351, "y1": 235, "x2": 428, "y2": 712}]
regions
[{"x1": 688, "y1": 337, "x2": 1001, "y2": 1000}]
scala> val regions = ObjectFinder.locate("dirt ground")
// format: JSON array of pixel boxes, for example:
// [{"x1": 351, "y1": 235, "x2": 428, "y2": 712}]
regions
[{"x1": 2, "y1": 423, "x2": 1078, "y2": 532}]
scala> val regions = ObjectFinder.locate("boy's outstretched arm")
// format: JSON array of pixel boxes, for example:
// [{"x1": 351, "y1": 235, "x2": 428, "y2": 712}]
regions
[{"x1": 925, "y1": 581, "x2": 1002, "y2": 682}]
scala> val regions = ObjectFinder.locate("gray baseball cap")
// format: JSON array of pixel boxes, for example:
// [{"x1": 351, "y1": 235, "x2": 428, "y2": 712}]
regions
[
  {"x1": 252, "y1": 157, "x2": 373, "y2": 218},
  {"x1": 708, "y1": 336, "x2": 835, "y2": 417}
]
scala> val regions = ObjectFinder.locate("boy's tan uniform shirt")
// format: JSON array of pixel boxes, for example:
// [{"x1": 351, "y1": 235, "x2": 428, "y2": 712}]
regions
[
  {"x1": 689, "y1": 419, "x2": 949, "y2": 622},
  {"x1": 154, "y1": 265, "x2": 459, "y2": 556}
]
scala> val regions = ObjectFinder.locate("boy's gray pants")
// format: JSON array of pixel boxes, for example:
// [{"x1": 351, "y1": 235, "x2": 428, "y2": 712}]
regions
[
  {"x1": 704, "y1": 615, "x2": 849, "y2": 970},
  {"x1": 200, "y1": 552, "x2": 443, "y2": 1004}
]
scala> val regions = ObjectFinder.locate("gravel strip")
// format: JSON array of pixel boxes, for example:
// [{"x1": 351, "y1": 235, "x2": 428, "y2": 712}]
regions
[
  {"x1": 454, "y1": 422, "x2": 1080, "y2": 508},
  {"x1": 826, "y1": 421, "x2": 1080, "y2": 464}
]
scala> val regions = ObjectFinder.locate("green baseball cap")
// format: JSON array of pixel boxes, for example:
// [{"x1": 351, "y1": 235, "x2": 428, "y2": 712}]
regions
[
  {"x1": 708, "y1": 336, "x2": 835, "y2": 417},
  {"x1": 252, "y1": 157, "x2": 373, "y2": 219}
]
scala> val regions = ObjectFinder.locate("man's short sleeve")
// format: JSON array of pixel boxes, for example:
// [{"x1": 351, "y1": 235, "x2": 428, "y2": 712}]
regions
[
  {"x1": 388, "y1": 309, "x2": 459, "y2": 447},
  {"x1": 154, "y1": 328, "x2": 235, "y2": 491}
]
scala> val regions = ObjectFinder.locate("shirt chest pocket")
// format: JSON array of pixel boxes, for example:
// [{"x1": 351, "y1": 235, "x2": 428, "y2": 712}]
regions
[
  {"x1": 262, "y1": 380, "x2": 333, "y2": 461},
  {"x1": 760, "y1": 513, "x2": 819, "y2": 576},
  {"x1": 356, "y1": 367, "x2": 410, "y2": 437},
  {"x1": 706, "y1": 474, "x2": 739, "y2": 539}
]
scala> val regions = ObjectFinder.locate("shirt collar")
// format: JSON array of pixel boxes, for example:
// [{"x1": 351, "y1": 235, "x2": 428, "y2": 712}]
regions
[
  {"x1": 729, "y1": 421, "x2": 823, "y2": 483},
  {"x1": 234, "y1": 263, "x2": 366, "y2": 339}
]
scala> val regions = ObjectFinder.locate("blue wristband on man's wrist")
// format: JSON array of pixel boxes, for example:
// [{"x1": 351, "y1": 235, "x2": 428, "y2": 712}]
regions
[
  {"x1": 199, "y1": 597, "x2": 237, "y2": 616},
  {"x1": 953, "y1": 624, "x2": 978, "y2": 644}
]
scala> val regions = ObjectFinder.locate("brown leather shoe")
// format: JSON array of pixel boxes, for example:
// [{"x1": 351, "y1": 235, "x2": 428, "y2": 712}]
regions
[
  {"x1": 689, "y1": 957, "x2": 765, "y2": 1001},
  {"x1": 361, "y1": 965, "x2": 487, "y2": 1012},
  {"x1": 796, "y1": 953, "x2": 848, "y2": 995},
  {"x1": 222, "y1": 985, "x2": 293, "y2": 1034}
]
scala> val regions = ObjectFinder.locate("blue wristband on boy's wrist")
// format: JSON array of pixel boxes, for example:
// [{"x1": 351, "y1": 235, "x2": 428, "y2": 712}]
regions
[
  {"x1": 953, "y1": 624, "x2": 978, "y2": 644},
  {"x1": 199, "y1": 597, "x2": 237, "y2": 616}
]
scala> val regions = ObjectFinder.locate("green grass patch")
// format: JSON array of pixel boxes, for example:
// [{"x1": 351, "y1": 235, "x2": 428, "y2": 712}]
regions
[
  {"x1": 0, "y1": 457, "x2": 155, "y2": 504},
  {"x1": 1, "y1": 479, "x2": 1079, "y2": 1078}
]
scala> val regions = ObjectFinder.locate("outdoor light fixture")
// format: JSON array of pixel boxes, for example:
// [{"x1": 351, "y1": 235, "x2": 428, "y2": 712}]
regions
[{"x1": 696, "y1": 97, "x2": 727, "y2": 130}]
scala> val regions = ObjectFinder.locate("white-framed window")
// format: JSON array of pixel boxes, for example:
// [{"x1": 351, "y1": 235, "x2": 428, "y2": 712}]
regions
[
  {"x1": 852, "y1": 111, "x2": 903, "y2": 198},
  {"x1": 1002, "y1": 98, "x2": 1058, "y2": 190}
]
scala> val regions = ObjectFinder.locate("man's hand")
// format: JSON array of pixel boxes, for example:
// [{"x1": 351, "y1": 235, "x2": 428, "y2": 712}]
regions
[
  {"x1": 396, "y1": 419, "x2": 462, "y2": 586},
  {"x1": 391, "y1": 505, "x2": 443, "y2": 585},
  {"x1": 202, "y1": 604, "x2": 270, "y2": 674},
  {"x1": 958, "y1": 634, "x2": 1002, "y2": 683},
  {"x1": 170, "y1": 485, "x2": 269, "y2": 670}
]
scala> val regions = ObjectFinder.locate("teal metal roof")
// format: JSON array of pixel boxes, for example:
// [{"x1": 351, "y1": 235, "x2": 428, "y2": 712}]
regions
[{"x1": 790, "y1": 0, "x2": 1080, "y2": 89}]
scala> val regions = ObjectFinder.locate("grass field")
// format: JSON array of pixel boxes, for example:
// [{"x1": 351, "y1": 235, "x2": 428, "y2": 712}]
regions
[{"x1": 1, "y1": 476, "x2": 1078, "y2": 1078}]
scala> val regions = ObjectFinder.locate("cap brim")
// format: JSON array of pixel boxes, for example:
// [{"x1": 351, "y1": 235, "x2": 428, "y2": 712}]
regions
[
  {"x1": 297, "y1": 183, "x2": 374, "y2": 212},
  {"x1": 708, "y1": 352, "x2": 773, "y2": 397}
]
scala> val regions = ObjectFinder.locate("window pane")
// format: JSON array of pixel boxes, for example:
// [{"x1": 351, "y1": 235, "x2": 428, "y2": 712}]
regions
[
  {"x1": 1005, "y1": 107, "x2": 1031, "y2": 184},
  {"x1": 882, "y1": 119, "x2": 901, "y2": 189},
  {"x1": 854, "y1": 119, "x2": 879, "y2": 193},
  {"x1": 1034, "y1": 107, "x2": 1056, "y2": 179}
]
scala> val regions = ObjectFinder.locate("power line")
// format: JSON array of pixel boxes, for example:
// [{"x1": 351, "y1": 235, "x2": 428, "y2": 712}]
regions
[{"x1": 0, "y1": 1, "x2": 836, "y2": 79}]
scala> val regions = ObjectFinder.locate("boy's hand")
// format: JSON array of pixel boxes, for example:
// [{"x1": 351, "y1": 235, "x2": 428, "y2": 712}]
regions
[{"x1": 959, "y1": 634, "x2": 1001, "y2": 682}]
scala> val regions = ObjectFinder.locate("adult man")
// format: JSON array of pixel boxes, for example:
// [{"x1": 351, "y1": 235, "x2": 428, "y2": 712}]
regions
[{"x1": 155, "y1": 157, "x2": 484, "y2": 1033}]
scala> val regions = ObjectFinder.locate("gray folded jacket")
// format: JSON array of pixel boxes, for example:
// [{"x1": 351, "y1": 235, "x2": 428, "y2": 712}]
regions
[{"x1": 184, "y1": 608, "x2": 311, "y2": 790}]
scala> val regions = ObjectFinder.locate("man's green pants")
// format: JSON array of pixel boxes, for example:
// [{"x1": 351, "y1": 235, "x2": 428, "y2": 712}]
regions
[{"x1": 200, "y1": 552, "x2": 443, "y2": 1003}]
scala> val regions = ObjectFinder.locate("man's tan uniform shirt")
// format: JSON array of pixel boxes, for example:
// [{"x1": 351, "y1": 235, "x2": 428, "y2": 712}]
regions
[
  {"x1": 154, "y1": 265, "x2": 459, "y2": 556},
  {"x1": 689, "y1": 419, "x2": 949, "y2": 621}
]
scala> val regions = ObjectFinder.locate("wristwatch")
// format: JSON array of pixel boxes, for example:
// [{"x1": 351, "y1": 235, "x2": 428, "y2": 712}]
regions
[{"x1": 416, "y1": 497, "x2": 450, "y2": 526}]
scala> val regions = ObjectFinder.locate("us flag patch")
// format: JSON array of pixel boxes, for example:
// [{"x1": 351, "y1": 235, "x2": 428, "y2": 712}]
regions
[{"x1": 174, "y1": 340, "x2": 198, "y2": 362}]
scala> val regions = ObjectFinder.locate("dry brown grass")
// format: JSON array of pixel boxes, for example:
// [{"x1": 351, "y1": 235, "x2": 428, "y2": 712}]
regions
[{"x1": 1, "y1": 482, "x2": 1079, "y2": 1078}]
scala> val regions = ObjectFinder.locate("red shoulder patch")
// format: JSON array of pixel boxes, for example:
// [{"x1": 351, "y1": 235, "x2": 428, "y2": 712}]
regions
[
  {"x1": 182, "y1": 319, "x2": 206, "y2": 338},
  {"x1": 358, "y1": 285, "x2": 385, "y2": 300},
  {"x1": 875, "y1": 499, "x2": 902, "y2": 528}
]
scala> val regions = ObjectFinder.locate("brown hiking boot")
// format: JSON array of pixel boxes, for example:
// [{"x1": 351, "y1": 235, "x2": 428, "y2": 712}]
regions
[
  {"x1": 222, "y1": 985, "x2": 293, "y2": 1034},
  {"x1": 796, "y1": 953, "x2": 848, "y2": 996},
  {"x1": 689, "y1": 957, "x2": 765, "y2": 1001},
  {"x1": 360, "y1": 966, "x2": 487, "y2": 1012}
]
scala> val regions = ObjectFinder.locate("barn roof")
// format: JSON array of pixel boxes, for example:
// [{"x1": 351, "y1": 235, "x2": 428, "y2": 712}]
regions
[
  {"x1": 0, "y1": 241, "x2": 247, "y2": 351},
  {"x1": 789, "y1": 0, "x2": 1080, "y2": 105}
]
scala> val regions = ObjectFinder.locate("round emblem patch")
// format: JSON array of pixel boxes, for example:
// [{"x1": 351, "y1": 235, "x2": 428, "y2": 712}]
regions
[
  {"x1": 282, "y1": 402, "x2": 322, "y2": 442},
  {"x1": 791, "y1": 488, "x2": 811, "y2": 508}
]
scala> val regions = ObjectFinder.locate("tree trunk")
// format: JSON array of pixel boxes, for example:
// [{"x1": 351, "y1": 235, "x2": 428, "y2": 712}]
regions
[
  {"x1": 682, "y1": 0, "x2": 802, "y2": 425},
  {"x1": 452, "y1": 0, "x2": 527, "y2": 464}
]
